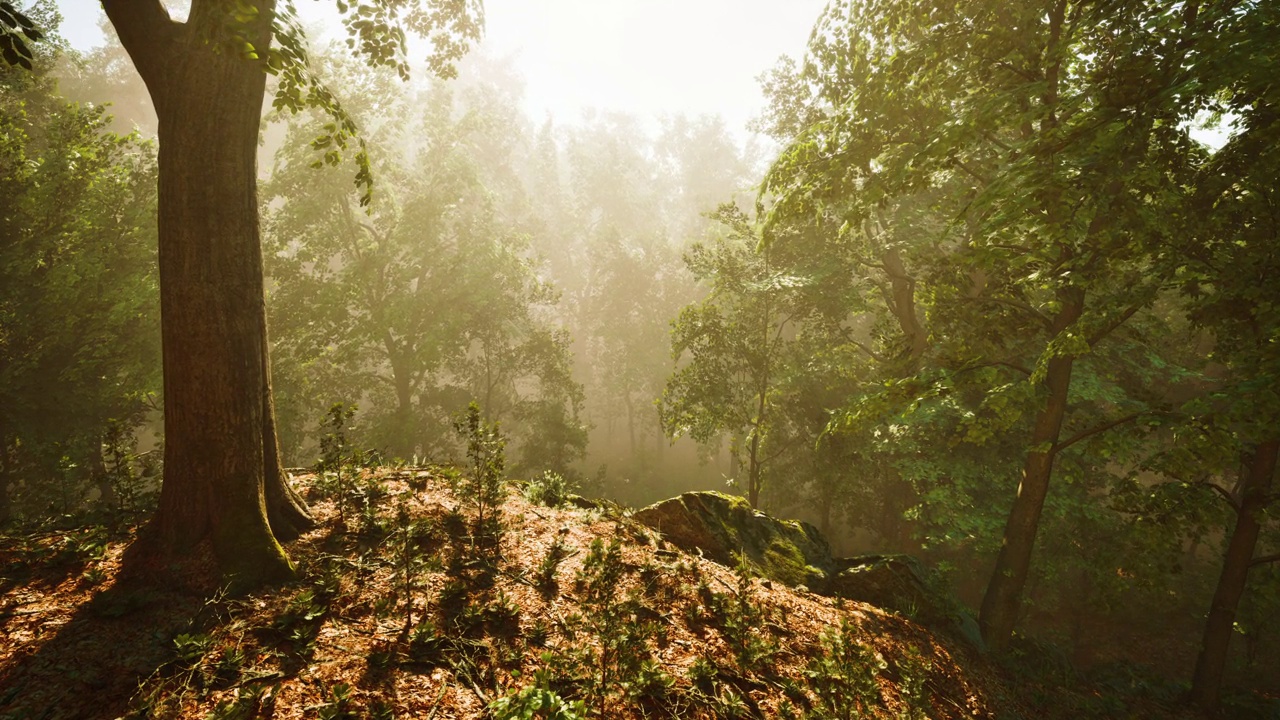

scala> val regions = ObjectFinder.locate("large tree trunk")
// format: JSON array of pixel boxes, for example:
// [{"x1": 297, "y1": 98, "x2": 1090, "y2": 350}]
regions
[
  {"x1": 978, "y1": 289, "x2": 1084, "y2": 650},
  {"x1": 104, "y1": 0, "x2": 310, "y2": 587},
  {"x1": 1190, "y1": 438, "x2": 1279, "y2": 711},
  {"x1": 880, "y1": 248, "x2": 928, "y2": 372}
]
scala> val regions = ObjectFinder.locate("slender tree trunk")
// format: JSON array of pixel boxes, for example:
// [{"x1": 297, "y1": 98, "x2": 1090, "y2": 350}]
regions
[
  {"x1": 482, "y1": 333, "x2": 495, "y2": 422},
  {"x1": 1190, "y1": 438, "x2": 1279, "y2": 711},
  {"x1": 91, "y1": 438, "x2": 118, "y2": 513},
  {"x1": 624, "y1": 391, "x2": 637, "y2": 462},
  {"x1": 979, "y1": 289, "x2": 1084, "y2": 650},
  {"x1": 747, "y1": 283, "x2": 772, "y2": 510},
  {"x1": 385, "y1": 342, "x2": 416, "y2": 460},
  {"x1": 746, "y1": 369, "x2": 769, "y2": 509},
  {"x1": 747, "y1": 428, "x2": 762, "y2": 509},
  {"x1": 104, "y1": 0, "x2": 305, "y2": 587},
  {"x1": 0, "y1": 428, "x2": 10, "y2": 526},
  {"x1": 818, "y1": 484, "x2": 832, "y2": 538}
]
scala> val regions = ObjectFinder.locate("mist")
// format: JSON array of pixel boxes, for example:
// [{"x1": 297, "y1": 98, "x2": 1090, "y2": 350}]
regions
[{"x1": 3, "y1": 0, "x2": 1278, "y2": 716}]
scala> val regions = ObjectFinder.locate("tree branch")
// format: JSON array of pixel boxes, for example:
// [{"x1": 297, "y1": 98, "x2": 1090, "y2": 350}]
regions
[
  {"x1": 101, "y1": 0, "x2": 183, "y2": 95},
  {"x1": 1205, "y1": 482, "x2": 1242, "y2": 514},
  {"x1": 962, "y1": 361, "x2": 1033, "y2": 377},
  {"x1": 981, "y1": 130, "x2": 1014, "y2": 153},
  {"x1": 964, "y1": 295, "x2": 1053, "y2": 329},
  {"x1": 951, "y1": 158, "x2": 991, "y2": 184},
  {"x1": 1087, "y1": 302, "x2": 1144, "y2": 346},
  {"x1": 1250, "y1": 553, "x2": 1280, "y2": 568},
  {"x1": 988, "y1": 243, "x2": 1035, "y2": 255},
  {"x1": 835, "y1": 325, "x2": 888, "y2": 363},
  {"x1": 763, "y1": 435, "x2": 803, "y2": 465},
  {"x1": 1051, "y1": 412, "x2": 1143, "y2": 456}
]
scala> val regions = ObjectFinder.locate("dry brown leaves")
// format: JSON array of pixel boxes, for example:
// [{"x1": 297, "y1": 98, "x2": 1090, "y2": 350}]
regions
[{"x1": 0, "y1": 469, "x2": 1001, "y2": 719}]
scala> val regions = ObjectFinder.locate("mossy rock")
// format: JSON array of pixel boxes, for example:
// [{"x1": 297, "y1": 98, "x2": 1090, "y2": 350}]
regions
[
  {"x1": 633, "y1": 492, "x2": 985, "y2": 652},
  {"x1": 632, "y1": 491, "x2": 833, "y2": 588}
]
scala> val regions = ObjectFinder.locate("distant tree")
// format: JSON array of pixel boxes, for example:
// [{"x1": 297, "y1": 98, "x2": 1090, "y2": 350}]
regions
[
  {"x1": 266, "y1": 66, "x2": 585, "y2": 475},
  {"x1": 661, "y1": 205, "x2": 800, "y2": 508},
  {"x1": 555, "y1": 115, "x2": 702, "y2": 488}
]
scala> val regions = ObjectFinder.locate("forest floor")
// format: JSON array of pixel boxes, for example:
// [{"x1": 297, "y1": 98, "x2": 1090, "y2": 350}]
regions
[{"x1": 0, "y1": 467, "x2": 1253, "y2": 719}]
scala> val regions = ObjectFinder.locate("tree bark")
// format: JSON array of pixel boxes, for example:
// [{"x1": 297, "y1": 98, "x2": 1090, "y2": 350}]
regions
[
  {"x1": 979, "y1": 288, "x2": 1084, "y2": 650},
  {"x1": 385, "y1": 341, "x2": 416, "y2": 460},
  {"x1": 103, "y1": 0, "x2": 309, "y2": 587},
  {"x1": 264, "y1": 343, "x2": 313, "y2": 541},
  {"x1": 1190, "y1": 438, "x2": 1279, "y2": 711},
  {"x1": 880, "y1": 248, "x2": 928, "y2": 372},
  {"x1": 0, "y1": 427, "x2": 10, "y2": 526},
  {"x1": 747, "y1": 426, "x2": 762, "y2": 509},
  {"x1": 90, "y1": 438, "x2": 117, "y2": 513}
]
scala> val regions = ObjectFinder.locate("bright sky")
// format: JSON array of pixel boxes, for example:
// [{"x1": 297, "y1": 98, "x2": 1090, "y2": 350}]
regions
[{"x1": 52, "y1": 0, "x2": 828, "y2": 135}]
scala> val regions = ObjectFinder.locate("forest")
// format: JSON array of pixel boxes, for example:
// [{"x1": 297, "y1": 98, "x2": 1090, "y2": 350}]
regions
[{"x1": 0, "y1": 0, "x2": 1277, "y2": 718}]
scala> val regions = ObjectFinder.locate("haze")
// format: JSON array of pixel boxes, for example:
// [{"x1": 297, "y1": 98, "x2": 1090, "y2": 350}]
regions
[
  {"x1": 4, "y1": 1, "x2": 1276, "y2": 715},
  {"x1": 53, "y1": 0, "x2": 826, "y2": 134}
]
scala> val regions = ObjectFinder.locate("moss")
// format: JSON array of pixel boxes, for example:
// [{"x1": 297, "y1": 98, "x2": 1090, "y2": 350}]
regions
[
  {"x1": 214, "y1": 508, "x2": 298, "y2": 594},
  {"x1": 635, "y1": 491, "x2": 835, "y2": 589},
  {"x1": 761, "y1": 537, "x2": 813, "y2": 587}
]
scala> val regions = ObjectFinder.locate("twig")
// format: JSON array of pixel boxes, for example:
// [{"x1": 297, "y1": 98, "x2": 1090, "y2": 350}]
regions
[
  {"x1": 425, "y1": 683, "x2": 447, "y2": 720},
  {"x1": 1051, "y1": 413, "x2": 1143, "y2": 456},
  {"x1": 1205, "y1": 483, "x2": 1241, "y2": 514},
  {"x1": 1249, "y1": 552, "x2": 1280, "y2": 568},
  {"x1": 0, "y1": 608, "x2": 44, "y2": 619}
]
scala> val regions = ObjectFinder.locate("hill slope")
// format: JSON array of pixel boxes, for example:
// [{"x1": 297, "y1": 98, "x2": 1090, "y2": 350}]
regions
[{"x1": 3, "y1": 467, "x2": 1004, "y2": 719}]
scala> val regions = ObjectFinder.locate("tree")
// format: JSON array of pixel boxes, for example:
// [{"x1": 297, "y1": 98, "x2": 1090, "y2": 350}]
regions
[
  {"x1": 91, "y1": 0, "x2": 481, "y2": 587},
  {"x1": 661, "y1": 205, "x2": 800, "y2": 508},
  {"x1": 764, "y1": 0, "x2": 1208, "y2": 650},
  {"x1": 1181, "y1": 57, "x2": 1280, "y2": 706},
  {"x1": 0, "y1": 1, "x2": 41, "y2": 70},
  {"x1": 265, "y1": 64, "x2": 585, "y2": 474},
  {"x1": 0, "y1": 40, "x2": 160, "y2": 524}
]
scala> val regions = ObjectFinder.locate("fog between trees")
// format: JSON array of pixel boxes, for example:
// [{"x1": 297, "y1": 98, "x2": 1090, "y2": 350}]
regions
[{"x1": 2, "y1": 0, "x2": 1278, "y2": 711}]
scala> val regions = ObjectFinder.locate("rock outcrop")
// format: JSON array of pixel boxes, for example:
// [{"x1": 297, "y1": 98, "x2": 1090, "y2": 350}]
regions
[
  {"x1": 830, "y1": 554, "x2": 986, "y2": 651},
  {"x1": 633, "y1": 491, "x2": 985, "y2": 652},
  {"x1": 631, "y1": 491, "x2": 832, "y2": 587}
]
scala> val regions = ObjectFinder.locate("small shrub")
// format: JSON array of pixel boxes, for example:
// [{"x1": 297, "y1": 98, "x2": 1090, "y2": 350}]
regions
[
  {"x1": 316, "y1": 682, "x2": 355, "y2": 720},
  {"x1": 570, "y1": 538, "x2": 662, "y2": 717},
  {"x1": 708, "y1": 554, "x2": 777, "y2": 673},
  {"x1": 525, "y1": 470, "x2": 575, "y2": 508},
  {"x1": 390, "y1": 497, "x2": 437, "y2": 630},
  {"x1": 172, "y1": 632, "x2": 214, "y2": 667},
  {"x1": 805, "y1": 619, "x2": 886, "y2": 719},
  {"x1": 489, "y1": 666, "x2": 586, "y2": 720},
  {"x1": 894, "y1": 645, "x2": 934, "y2": 720},
  {"x1": 453, "y1": 402, "x2": 507, "y2": 558},
  {"x1": 535, "y1": 536, "x2": 572, "y2": 595},
  {"x1": 318, "y1": 402, "x2": 357, "y2": 524}
]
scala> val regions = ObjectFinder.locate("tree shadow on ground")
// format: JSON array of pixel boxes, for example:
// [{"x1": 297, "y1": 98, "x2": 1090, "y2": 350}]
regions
[{"x1": 0, "y1": 539, "x2": 218, "y2": 720}]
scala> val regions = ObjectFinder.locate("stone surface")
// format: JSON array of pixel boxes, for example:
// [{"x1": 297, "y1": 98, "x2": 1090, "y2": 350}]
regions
[
  {"x1": 631, "y1": 491, "x2": 833, "y2": 588},
  {"x1": 829, "y1": 554, "x2": 986, "y2": 652},
  {"x1": 632, "y1": 491, "x2": 986, "y2": 652}
]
